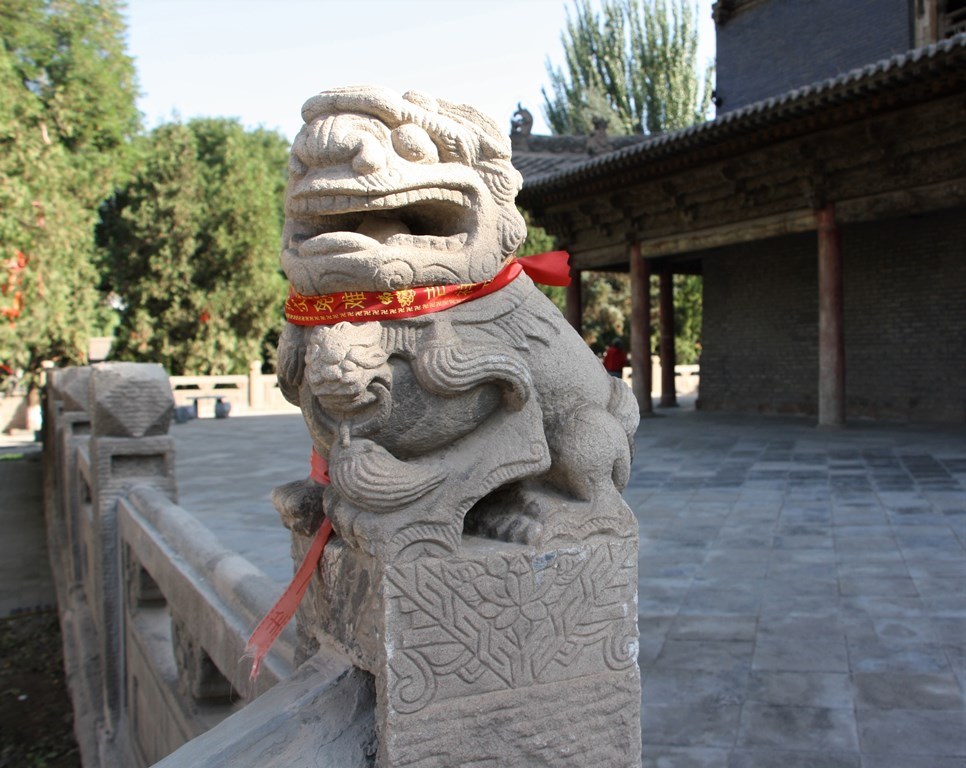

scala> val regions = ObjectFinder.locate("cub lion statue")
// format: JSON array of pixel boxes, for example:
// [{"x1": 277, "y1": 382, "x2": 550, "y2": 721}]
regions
[{"x1": 275, "y1": 86, "x2": 639, "y2": 561}]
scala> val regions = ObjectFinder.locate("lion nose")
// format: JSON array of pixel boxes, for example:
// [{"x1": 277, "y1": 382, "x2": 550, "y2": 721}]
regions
[{"x1": 350, "y1": 134, "x2": 386, "y2": 175}]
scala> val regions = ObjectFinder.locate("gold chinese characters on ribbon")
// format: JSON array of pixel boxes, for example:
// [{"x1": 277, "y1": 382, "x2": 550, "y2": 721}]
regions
[{"x1": 284, "y1": 262, "x2": 522, "y2": 326}]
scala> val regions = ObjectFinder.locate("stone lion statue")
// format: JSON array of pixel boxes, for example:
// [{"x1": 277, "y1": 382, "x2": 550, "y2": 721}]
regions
[{"x1": 274, "y1": 86, "x2": 639, "y2": 561}]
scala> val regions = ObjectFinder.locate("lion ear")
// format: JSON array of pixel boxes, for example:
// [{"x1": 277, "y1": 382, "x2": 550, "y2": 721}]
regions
[
  {"x1": 277, "y1": 324, "x2": 305, "y2": 406},
  {"x1": 498, "y1": 208, "x2": 527, "y2": 257},
  {"x1": 477, "y1": 161, "x2": 522, "y2": 206}
]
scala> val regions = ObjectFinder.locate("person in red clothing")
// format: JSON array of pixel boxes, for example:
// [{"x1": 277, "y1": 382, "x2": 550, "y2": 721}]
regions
[{"x1": 602, "y1": 338, "x2": 627, "y2": 378}]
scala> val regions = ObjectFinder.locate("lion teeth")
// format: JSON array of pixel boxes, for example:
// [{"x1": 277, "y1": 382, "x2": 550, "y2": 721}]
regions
[{"x1": 383, "y1": 233, "x2": 467, "y2": 251}]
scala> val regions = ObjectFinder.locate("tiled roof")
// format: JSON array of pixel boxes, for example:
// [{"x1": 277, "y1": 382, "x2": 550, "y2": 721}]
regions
[
  {"x1": 512, "y1": 152, "x2": 586, "y2": 179},
  {"x1": 511, "y1": 134, "x2": 649, "y2": 182},
  {"x1": 519, "y1": 33, "x2": 966, "y2": 199}
]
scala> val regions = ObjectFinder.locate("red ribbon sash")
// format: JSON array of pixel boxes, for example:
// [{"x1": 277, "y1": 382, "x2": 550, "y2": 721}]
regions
[
  {"x1": 245, "y1": 449, "x2": 332, "y2": 681},
  {"x1": 284, "y1": 251, "x2": 570, "y2": 327}
]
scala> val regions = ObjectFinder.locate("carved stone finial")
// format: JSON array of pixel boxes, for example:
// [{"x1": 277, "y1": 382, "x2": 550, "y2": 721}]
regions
[
  {"x1": 89, "y1": 362, "x2": 173, "y2": 438},
  {"x1": 52, "y1": 366, "x2": 92, "y2": 413},
  {"x1": 587, "y1": 115, "x2": 612, "y2": 156},
  {"x1": 510, "y1": 102, "x2": 533, "y2": 137}
]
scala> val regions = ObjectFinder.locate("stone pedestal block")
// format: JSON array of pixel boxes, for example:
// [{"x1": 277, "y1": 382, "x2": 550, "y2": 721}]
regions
[{"x1": 313, "y1": 535, "x2": 641, "y2": 767}]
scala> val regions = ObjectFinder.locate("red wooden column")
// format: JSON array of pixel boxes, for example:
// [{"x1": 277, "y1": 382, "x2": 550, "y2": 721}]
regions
[
  {"x1": 817, "y1": 204, "x2": 845, "y2": 427},
  {"x1": 566, "y1": 268, "x2": 582, "y2": 333},
  {"x1": 658, "y1": 268, "x2": 678, "y2": 407},
  {"x1": 630, "y1": 242, "x2": 653, "y2": 415}
]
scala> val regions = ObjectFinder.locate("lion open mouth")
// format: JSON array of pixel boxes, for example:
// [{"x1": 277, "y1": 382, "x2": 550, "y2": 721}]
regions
[{"x1": 287, "y1": 187, "x2": 472, "y2": 258}]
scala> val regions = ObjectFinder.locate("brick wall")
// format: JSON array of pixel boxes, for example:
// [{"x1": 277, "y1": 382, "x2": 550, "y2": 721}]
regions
[
  {"x1": 698, "y1": 207, "x2": 966, "y2": 422},
  {"x1": 699, "y1": 232, "x2": 818, "y2": 415},
  {"x1": 716, "y1": 0, "x2": 912, "y2": 112},
  {"x1": 842, "y1": 208, "x2": 966, "y2": 422}
]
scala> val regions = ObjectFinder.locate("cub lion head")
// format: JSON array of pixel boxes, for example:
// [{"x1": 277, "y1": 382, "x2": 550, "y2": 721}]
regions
[{"x1": 281, "y1": 86, "x2": 527, "y2": 295}]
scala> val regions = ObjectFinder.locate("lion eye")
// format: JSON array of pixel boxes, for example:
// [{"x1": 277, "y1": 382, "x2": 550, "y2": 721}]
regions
[{"x1": 391, "y1": 124, "x2": 439, "y2": 164}]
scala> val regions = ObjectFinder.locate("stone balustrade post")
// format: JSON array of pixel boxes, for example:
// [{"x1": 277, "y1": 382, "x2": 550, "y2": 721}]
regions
[
  {"x1": 248, "y1": 360, "x2": 264, "y2": 409},
  {"x1": 47, "y1": 367, "x2": 93, "y2": 585},
  {"x1": 86, "y1": 362, "x2": 177, "y2": 728}
]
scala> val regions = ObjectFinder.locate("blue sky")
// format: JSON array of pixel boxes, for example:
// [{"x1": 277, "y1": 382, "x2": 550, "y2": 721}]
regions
[{"x1": 125, "y1": 0, "x2": 716, "y2": 142}]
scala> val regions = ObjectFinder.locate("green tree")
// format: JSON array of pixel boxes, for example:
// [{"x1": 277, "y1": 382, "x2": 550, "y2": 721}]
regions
[
  {"x1": 580, "y1": 270, "x2": 631, "y2": 353},
  {"x1": 674, "y1": 273, "x2": 702, "y2": 364},
  {"x1": 97, "y1": 119, "x2": 289, "y2": 375},
  {"x1": 543, "y1": 0, "x2": 713, "y2": 136},
  {"x1": 516, "y1": 209, "x2": 569, "y2": 313},
  {"x1": 0, "y1": 0, "x2": 139, "y2": 381},
  {"x1": 541, "y1": 0, "x2": 709, "y2": 364}
]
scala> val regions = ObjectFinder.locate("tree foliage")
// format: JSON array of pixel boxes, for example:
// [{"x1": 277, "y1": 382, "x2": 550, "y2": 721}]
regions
[
  {"x1": 543, "y1": 0, "x2": 713, "y2": 136},
  {"x1": 674, "y1": 273, "x2": 702, "y2": 364},
  {"x1": 0, "y1": 0, "x2": 139, "y2": 380},
  {"x1": 540, "y1": 0, "x2": 710, "y2": 365},
  {"x1": 97, "y1": 119, "x2": 289, "y2": 375},
  {"x1": 580, "y1": 271, "x2": 632, "y2": 353}
]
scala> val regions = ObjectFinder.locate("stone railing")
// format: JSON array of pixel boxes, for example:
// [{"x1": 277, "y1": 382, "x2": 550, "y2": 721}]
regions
[
  {"x1": 45, "y1": 363, "x2": 309, "y2": 766},
  {"x1": 48, "y1": 359, "x2": 640, "y2": 767},
  {"x1": 617, "y1": 358, "x2": 701, "y2": 397},
  {"x1": 4, "y1": 363, "x2": 294, "y2": 435},
  {"x1": 169, "y1": 361, "x2": 294, "y2": 416}
]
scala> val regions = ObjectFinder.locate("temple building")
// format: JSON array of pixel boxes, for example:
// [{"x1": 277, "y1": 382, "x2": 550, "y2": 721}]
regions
[{"x1": 512, "y1": 0, "x2": 966, "y2": 425}]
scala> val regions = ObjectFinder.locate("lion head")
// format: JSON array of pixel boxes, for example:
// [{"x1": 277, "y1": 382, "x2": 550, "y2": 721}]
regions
[{"x1": 280, "y1": 86, "x2": 527, "y2": 296}]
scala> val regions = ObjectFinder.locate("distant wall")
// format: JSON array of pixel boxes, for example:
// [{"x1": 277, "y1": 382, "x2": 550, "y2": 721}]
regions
[
  {"x1": 0, "y1": 395, "x2": 26, "y2": 432},
  {"x1": 841, "y1": 208, "x2": 966, "y2": 422},
  {"x1": 699, "y1": 232, "x2": 818, "y2": 416},
  {"x1": 699, "y1": 207, "x2": 966, "y2": 422},
  {"x1": 715, "y1": 0, "x2": 912, "y2": 111}
]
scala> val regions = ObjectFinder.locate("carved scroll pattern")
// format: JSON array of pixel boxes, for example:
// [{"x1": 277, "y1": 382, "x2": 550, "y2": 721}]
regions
[{"x1": 386, "y1": 541, "x2": 637, "y2": 714}]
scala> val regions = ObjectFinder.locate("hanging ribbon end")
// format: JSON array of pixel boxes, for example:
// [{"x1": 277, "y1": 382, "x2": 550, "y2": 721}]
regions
[{"x1": 517, "y1": 250, "x2": 572, "y2": 287}]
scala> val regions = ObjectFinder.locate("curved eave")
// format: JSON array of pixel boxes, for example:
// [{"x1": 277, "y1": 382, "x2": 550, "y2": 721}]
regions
[{"x1": 519, "y1": 33, "x2": 966, "y2": 207}]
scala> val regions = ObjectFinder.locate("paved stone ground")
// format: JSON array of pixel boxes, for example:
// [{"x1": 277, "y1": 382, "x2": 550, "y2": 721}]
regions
[
  {"x1": 9, "y1": 406, "x2": 960, "y2": 766},
  {"x1": 630, "y1": 408, "x2": 965, "y2": 768},
  {"x1": 169, "y1": 407, "x2": 965, "y2": 767},
  {"x1": 171, "y1": 412, "x2": 312, "y2": 585}
]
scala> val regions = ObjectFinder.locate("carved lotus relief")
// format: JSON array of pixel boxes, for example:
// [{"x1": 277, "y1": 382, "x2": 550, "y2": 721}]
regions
[{"x1": 384, "y1": 543, "x2": 638, "y2": 714}]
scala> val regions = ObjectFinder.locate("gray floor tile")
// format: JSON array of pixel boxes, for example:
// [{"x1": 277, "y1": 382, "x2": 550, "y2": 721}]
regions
[
  {"x1": 654, "y1": 639, "x2": 755, "y2": 673},
  {"x1": 643, "y1": 667, "x2": 749, "y2": 707},
  {"x1": 852, "y1": 672, "x2": 964, "y2": 710},
  {"x1": 859, "y1": 756, "x2": 966, "y2": 768},
  {"x1": 856, "y1": 709, "x2": 966, "y2": 756},
  {"x1": 680, "y1": 588, "x2": 763, "y2": 616},
  {"x1": 753, "y1": 633, "x2": 850, "y2": 673},
  {"x1": 760, "y1": 593, "x2": 842, "y2": 618},
  {"x1": 643, "y1": 747, "x2": 731, "y2": 768},
  {"x1": 838, "y1": 576, "x2": 920, "y2": 597},
  {"x1": 746, "y1": 671, "x2": 853, "y2": 709},
  {"x1": 836, "y1": 561, "x2": 911, "y2": 579},
  {"x1": 668, "y1": 615, "x2": 758, "y2": 642},
  {"x1": 736, "y1": 702, "x2": 859, "y2": 751},
  {"x1": 846, "y1": 630, "x2": 952, "y2": 674},
  {"x1": 642, "y1": 703, "x2": 742, "y2": 748},
  {"x1": 728, "y1": 750, "x2": 860, "y2": 768},
  {"x1": 840, "y1": 595, "x2": 928, "y2": 618}
]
